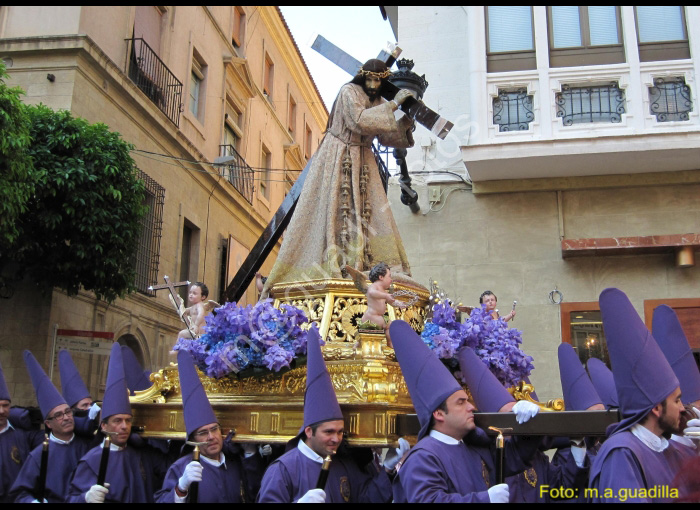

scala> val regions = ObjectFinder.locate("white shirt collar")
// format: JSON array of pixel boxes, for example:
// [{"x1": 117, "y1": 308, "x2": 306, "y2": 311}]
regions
[
  {"x1": 671, "y1": 434, "x2": 697, "y2": 449},
  {"x1": 101, "y1": 438, "x2": 125, "y2": 451},
  {"x1": 630, "y1": 423, "x2": 669, "y2": 452},
  {"x1": 50, "y1": 433, "x2": 74, "y2": 445},
  {"x1": 297, "y1": 438, "x2": 324, "y2": 464},
  {"x1": 0, "y1": 421, "x2": 14, "y2": 435},
  {"x1": 200, "y1": 452, "x2": 226, "y2": 468},
  {"x1": 429, "y1": 429, "x2": 462, "y2": 445}
]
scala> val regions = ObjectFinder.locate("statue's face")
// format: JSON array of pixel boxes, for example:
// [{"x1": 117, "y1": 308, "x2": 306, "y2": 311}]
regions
[{"x1": 363, "y1": 75, "x2": 382, "y2": 101}]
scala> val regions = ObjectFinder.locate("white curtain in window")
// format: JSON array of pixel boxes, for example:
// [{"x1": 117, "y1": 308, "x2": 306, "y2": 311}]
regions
[
  {"x1": 637, "y1": 6, "x2": 685, "y2": 43},
  {"x1": 551, "y1": 6, "x2": 582, "y2": 48},
  {"x1": 588, "y1": 6, "x2": 619, "y2": 46},
  {"x1": 488, "y1": 6, "x2": 533, "y2": 52}
]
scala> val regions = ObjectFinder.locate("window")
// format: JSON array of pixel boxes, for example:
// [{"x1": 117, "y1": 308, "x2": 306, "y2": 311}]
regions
[
  {"x1": 260, "y1": 145, "x2": 271, "y2": 200},
  {"x1": 486, "y1": 6, "x2": 536, "y2": 72},
  {"x1": 492, "y1": 89, "x2": 534, "y2": 132},
  {"x1": 560, "y1": 302, "x2": 611, "y2": 368},
  {"x1": 263, "y1": 54, "x2": 274, "y2": 102},
  {"x1": 304, "y1": 124, "x2": 313, "y2": 159},
  {"x1": 189, "y1": 54, "x2": 206, "y2": 120},
  {"x1": 635, "y1": 6, "x2": 690, "y2": 62},
  {"x1": 648, "y1": 76, "x2": 693, "y2": 122},
  {"x1": 179, "y1": 220, "x2": 200, "y2": 304},
  {"x1": 548, "y1": 6, "x2": 624, "y2": 67},
  {"x1": 555, "y1": 82, "x2": 626, "y2": 125},
  {"x1": 132, "y1": 171, "x2": 164, "y2": 296},
  {"x1": 224, "y1": 99, "x2": 243, "y2": 151},
  {"x1": 288, "y1": 95, "x2": 297, "y2": 136},
  {"x1": 233, "y1": 6, "x2": 246, "y2": 49}
]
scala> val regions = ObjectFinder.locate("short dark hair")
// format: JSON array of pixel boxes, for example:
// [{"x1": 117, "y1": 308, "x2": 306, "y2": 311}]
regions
[
  {"x1": 369, "y1": 262, "x2": 389, "y2": 283},
  {"x1": 428, "y1": 398, "x2": 449, "y2": 431},
  {"x1": 479, "y1": 290, "x2": 496, "y2": 304},
  {"x1": 193, "y1": 282, "x2": 209, "y2": 298}
]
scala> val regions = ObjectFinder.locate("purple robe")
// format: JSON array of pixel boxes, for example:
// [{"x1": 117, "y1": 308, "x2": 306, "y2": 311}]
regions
[
  {"x1": 67, "y1": 442, "x2": 168, "y2": 503},
  {"x1": 589, "y1": 430, "x2": 679, "y2": 502},
  {"x1": 9, "y1": 435, "x2": 92, "y2": 503},
  {"x1": 549, "y1": 441, "x2": 601, "y2": 503},
  {"x1": 396, "y1": 433, "x2": 540, "y2": 503},
  {"x1": 155, "y1": 451, "x2": 263, "y2": 503},
  {"x1": 257, "y1": 445, "x2": 392, "y2": 503},
  {"x1": 667, "y1": 439, "x2": 698, "y2": 471},
  {"x1": 506, "y1": 448, "x2": 588, "y2": 503},
  {"x1": 0, "y1": 426, "x2": 42, "y2": 503}
]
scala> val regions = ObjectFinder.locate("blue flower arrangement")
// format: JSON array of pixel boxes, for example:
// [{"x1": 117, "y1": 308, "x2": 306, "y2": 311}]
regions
[
  {"x1": 422, "y1": 301, "x2": 534, "y2": 388},
  {"x1": 173, "y1": 299, "x2": 310, "y2": 379}
]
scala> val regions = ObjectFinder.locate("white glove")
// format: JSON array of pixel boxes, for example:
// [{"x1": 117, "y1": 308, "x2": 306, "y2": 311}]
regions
[
  {"x1": 512, "y1": 400, "x2": 539, "y2": 424},
  {"x1": 88, "y1": 402, "x2": 101, "y2": 420},
  {"x1": 259, "y1": 444, "x2": 272, "y2": 457},
  {"x1": 85, "y1": 483, "x2": 109, "y2": 503},
  {"x1": 31, "y1": 499, "x2": 48, "y2": 503},
  {"x1": 297, "y1": 488, "x2": 326, "y2": 503},
  {"x1": 383, "y1": 437, "x2": 410, "y2": 471},
  {"x1": 487, "y1": 483, "x2": 509, "y2": 503},
  {"x1": 684, "y1": 417, "x2": 700, "y2": 436},
  {"x1": 242, "y1": 443, "x2": 257, "y2": 457},
  {"x1": 177, "y1": 461, "x2": 203, "y2": 491}
]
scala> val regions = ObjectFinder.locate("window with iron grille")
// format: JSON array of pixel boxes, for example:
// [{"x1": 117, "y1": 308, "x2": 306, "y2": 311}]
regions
[
  {"x1": 493, "y1": 89, "x2": 534, "y2": 132},
  {"x1": 133, "y1": 170, "x2": 165, "y2": 295},
  {"x1": 648, "y1": 77, "x2": 693, "y2": 122},
  {"x1": 555, "y1": 82, "x2": 626, "y2": 126}
]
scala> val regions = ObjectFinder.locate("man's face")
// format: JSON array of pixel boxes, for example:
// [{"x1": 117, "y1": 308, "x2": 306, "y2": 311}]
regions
[
  {"x1": 363, "y1": 76, "x2": 382, "y2": 102},
  {"x1": 304, "y1": 419, "x2": 344, "y2": 457},
  {"x1": 101, "y1": 413, "x2": 132, "y2": 447},
  {"x1": 45, "y1": 404, "x2": 75, "y2": 438},
  {"x1": 0, "y1": 400, "x2": 9, "y2": 428},
  {"x1": 74, "y1": 397, "x2": 93, "y2": 411},
  {"x1": 188, "y1": 285, "x2": 203, "y2": 306},
  {"x1": 658, "y1": 387, "x2": 684, "y2": 436},
  {"x1": 191, "y1": 423, "x2": 223, "y2": 460},
  {"x1": 434, "y1": 390, "x2": 476, "y2": 438}
]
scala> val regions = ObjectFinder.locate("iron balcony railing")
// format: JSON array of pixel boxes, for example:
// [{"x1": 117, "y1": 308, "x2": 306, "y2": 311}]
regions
[
  {"x1": 219, "y1": 144, "x2": 255, "y2": 204},
  {"x1": 126, "y1": 37, "x2": 183, "y2": 127},
  {"x1": 133, "y1": 170, "x2": 165, "y2": 296},
  {"x1": 372, "y1": 142, "x2": 392, "y2": 194},
  {"x1": 493, "y1": 89, "x2": 535, "y2": 132},
  {"x1": 556, "y1": 82, "x2": 626, "y2": 126},
  {"x1": 649, "y1": 77, "x2": 693, "y2": 122}
]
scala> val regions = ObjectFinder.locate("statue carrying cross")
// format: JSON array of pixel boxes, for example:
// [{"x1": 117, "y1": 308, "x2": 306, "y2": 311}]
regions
[{"x1": 149, "y1": 275, "x2": 194, "y2": 340}]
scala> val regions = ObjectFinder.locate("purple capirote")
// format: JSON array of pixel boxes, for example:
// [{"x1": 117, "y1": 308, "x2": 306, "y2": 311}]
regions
[
  {"x1": 389, "y1": 320, "x2": 462, "y2": 440},
  {"x1": 101, "y1": 342, "x2": 132, "y2": 419},
  {"x1": 457, "y1": 346, "x2": 514, "y2": 412},
  {"x1": 598, "y1": 288, "x2": 679, "y2": 434},
  {"x1": 302, "y1": 325, "x2": 343, "y2": 430},
  {"x1": 557, "y1": 343, "x2": 602, "y2": 411},
  {"x1": 121, "y1": 345, "x2": 152, "y2": 395},
  {"x1": 586, "y1": 358, "x2": 619, "y2": 409},
  {"x1": 58, "y1": 349, "x2": 91, "y2": 408},
  {"x1": 177, "y1": 349, "x2": 218, "y2": 437},
  {"x1": 23, "y1": 350, "x2": 67, "y2": 419},
  {"x1": 652, "y1": 304, "x2": 700, "y2": 406}
]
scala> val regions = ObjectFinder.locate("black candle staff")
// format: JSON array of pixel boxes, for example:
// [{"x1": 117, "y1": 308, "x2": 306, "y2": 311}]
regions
[
  {"x1": 97, "y1": 436, "x2": 111, "y2": 487},
  {"x1": 36, "y1": 434, "x2": 49, "y2": 503},
  {"x1": 185, "y1": 441, "x2": 207, "y2": 503},
  {"x1": 488, "y1": 426, "x2": 513, "y2": 485},
  {"x1": 316, "y1": 453, "x2": 334, "y2": 490}
]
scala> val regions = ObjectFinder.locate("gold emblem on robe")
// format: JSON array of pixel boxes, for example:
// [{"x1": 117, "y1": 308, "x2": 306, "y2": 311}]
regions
[
  {"x1": 11, "y1": 445, "x2": 21, "y2": 464},
  {"x1": 524, "y1": 467, "x2": 537, "y2": 487},
  {"x1": 481, "y1": 459, "x2": 490, "y2": 487},
  {"x1": 340, "y1": 475, "x2": 351, "y2": 502}
]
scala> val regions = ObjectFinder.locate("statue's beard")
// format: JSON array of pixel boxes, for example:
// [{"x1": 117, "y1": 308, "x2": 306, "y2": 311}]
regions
[{"x1": 363, "y1": 85, "x2": 381, "y2": 102}]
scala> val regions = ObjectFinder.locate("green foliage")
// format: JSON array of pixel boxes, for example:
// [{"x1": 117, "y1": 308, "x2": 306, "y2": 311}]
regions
[
  {"x1": 6, "y1": 103, "x2": 148, "y2": 303},
  {"x1": 0, "y1": 61, "x2": 35, "y2": 247}
]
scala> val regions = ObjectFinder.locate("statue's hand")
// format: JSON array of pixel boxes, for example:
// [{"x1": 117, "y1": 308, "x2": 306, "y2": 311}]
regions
[{"x1": 394, "y1": 89, "x2": 412, "y2": 105}]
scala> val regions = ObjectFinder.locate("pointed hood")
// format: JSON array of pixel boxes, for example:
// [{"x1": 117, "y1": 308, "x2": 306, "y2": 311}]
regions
[
  {"x1": 390, "y1": 320, "x2": 462, "y2": 440},
  {"x1": 599, "y1": 288, "x2": 679, "y2": 434},
  {"x1": 303, "y1": 325, "x2": 343, "y2": 430},
  {"x1": 457, "y1": 346, "x2": 514, "y2": 412},
  {"x1": 652, "y1": 304, "x2": 700, "y2": 406},
  {"x1": 586, "y1": 358, "x2": 619, "y2": 409},
  {"x1": 24, "y1": 350, "x2": 67, "y2": 419},
  {"x1": 101, "y1": 343, "x2": 131, "y2": 419},
  {"x1": 120, "y1": 345, "x2": 152, "y2": 395},
  {"x1": 0, "y1": 358, "x2": 10, "y2": 402},
  {"x1": 177, "y1": 350, "x2": 217, "y2": 437},
  {"x1": 58, "y1": 349, "x2": 91, "y2": 408},
  {"x1": 557, "y1": 343, "x2": 602, "y2": 411}
]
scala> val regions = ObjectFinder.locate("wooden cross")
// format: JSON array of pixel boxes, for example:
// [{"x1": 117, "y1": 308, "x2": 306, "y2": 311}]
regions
[{"x1": 149, "y1": 276, "x2": 195, "y2": 340}]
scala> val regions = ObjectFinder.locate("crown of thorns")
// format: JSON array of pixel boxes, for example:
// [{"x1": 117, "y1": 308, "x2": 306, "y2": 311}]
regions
[{"x1": 358, "y1": 67, "x2": 391, "y2": 79}]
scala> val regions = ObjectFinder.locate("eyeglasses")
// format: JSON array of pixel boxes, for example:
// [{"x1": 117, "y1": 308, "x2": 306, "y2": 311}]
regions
[
  {"x1": 48, "y1": 408, "x2": 73, "y2": 421},
  {"x1": 193, "y1": 424, "x2": 220, "y2": 439}
]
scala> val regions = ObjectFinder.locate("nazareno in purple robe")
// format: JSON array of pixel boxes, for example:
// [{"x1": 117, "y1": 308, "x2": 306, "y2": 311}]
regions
[
  {"x1": 154, "y1": 451, "x2": 264, "y2": 503},
  {"x1": 396, "y1": 431, "x2": 540, "y2": 503},
  {"x1": 66, "y1": 441, "x2": 169, "y2": 503},
  {"x1": 257, "y1": 444, "x2": 392, "y2": 503},
  {"x1": 0, "y1": 426, "x2": 43, "y2": 503},
  {"x1": 588, "y1": 430, "x2": 680, "y2": 502},
  {"x1": 9, "y1": 434, "x2": 92, "y2": 503}
]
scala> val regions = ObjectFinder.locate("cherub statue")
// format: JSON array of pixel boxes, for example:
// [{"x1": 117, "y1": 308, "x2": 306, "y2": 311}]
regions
[
  {"x1": 173, "y1": 282, "x2": 220, "y2": 339},
  {"x1": 345, "y1": 263, "x2": 412, "y2": 348}
]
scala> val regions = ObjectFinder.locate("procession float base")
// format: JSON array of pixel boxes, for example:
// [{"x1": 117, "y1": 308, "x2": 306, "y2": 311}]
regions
[{"x1": 130, "y1": 278, "x2": 565, "y2": 447}]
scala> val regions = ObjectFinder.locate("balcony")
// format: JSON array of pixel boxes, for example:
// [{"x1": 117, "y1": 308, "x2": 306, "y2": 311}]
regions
[
  {"x1": 219, "y1": 145, "x2": 255, "y2": 203},
  {"x1": 126, "y1": 38, "x2": 183, "y2": 127}
]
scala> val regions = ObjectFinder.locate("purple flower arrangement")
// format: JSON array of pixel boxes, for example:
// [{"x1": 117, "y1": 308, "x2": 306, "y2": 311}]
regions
[
  {"x1": 173, "y1": 299, "x2": 310, "y2": 379},
  {"x1": 422, "y1": 302, "x2": 534, "y2": 388}
]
